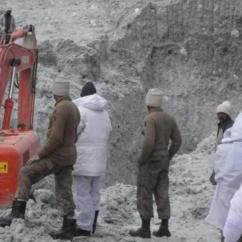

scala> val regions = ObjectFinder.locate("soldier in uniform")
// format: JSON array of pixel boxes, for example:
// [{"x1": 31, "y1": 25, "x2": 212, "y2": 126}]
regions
[
  {"x1": 129, "y1": 88, "x2": 182, "y2": 238},
  {"x1": 0, "y1": 81, "x2": 80, "y2": 240}
]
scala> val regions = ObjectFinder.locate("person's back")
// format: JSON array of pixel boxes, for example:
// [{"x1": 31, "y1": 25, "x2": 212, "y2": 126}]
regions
[
  {"x1": 59, "y1": 100, "x2": 80, "y2": 147},
  {"x1": 72, "y1": 82, "x2": 112, "y2": 236},
  {"x1": 73, "y1": 93, "x2": 111, "y2": 176},
  {"x1": 145, "y1": 110, "x2": 181, "y2": 161},
  {"x1": 43, "y1": 98, "x2": 81, "y2": 167},
  {"x1": 0, "y1": 81, "x2": 82, "y2": 240},
  {"x1": 130, "y1": 88, "x2": 182, "y2": 239}
]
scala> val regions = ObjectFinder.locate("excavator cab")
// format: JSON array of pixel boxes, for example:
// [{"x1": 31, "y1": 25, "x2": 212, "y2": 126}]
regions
[{"x1": 0, "y1": 26, "x2": 39, "y2": 207}]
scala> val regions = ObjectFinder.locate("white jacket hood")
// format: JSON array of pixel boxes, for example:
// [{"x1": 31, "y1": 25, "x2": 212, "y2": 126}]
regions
[
  {"x1": 73, "y1": 94, "x2": 107, "y2": 111},
  {"x1": 222, "y1": 112, "x2": 242, "y2": 143}
]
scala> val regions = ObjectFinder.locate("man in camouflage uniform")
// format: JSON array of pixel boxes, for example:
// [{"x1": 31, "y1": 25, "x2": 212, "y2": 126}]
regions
[
  {"x1": 0, "y1": 81, "x2": 80, "y2": 240},
  {"x1": 130, "y1": 88, "x2": 182, "y2": 238}
]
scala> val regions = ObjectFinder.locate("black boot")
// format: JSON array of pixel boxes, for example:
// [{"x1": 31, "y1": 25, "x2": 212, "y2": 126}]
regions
[
  {"x1": 11, "y1": 200, "x2": 26, "y2": 219},
  {"x1": 221, "y1": 230, "x2": 225, "y2": 242},
  {"x1": 153, "y1": 219, "x2": 171, "y2": 237},
  {"x1": 0, "y1": 200, "x2": 26, "y2": 227},
  {"x1": 92, "y1": 210, "x2": 99, "y2": 234},
  {"x1": 129, "y1": 219, "x2": 151, "y2": 238},
  {"x1": 74, "y1": 227, "x2": 91, "y2": 237},
  {"x1": 50, "y1": 217, "x2": 76, "y2": 240}
]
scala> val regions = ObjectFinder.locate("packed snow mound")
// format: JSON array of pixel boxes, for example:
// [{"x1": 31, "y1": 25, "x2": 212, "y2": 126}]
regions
[{"x1": 0, "y1": 134, "x2": 219, "y2": 241}]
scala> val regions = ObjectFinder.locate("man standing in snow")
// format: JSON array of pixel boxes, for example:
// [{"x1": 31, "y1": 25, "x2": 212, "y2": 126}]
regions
[
  {"x1": 72, "y1": 82, "x2": 112, "y2": 236},
  {"x1": 0, "y1": 81, "x2": 81, "y2": 240},
  {"x1": 209, "y1": 101, "x2": 234, "y2": 185},
  {"x1": 206, "y1": 111, "x2": 242, "y2": 242},
  {"x1": 129, "y1": 88, "x2": 182, "y2": 238}
]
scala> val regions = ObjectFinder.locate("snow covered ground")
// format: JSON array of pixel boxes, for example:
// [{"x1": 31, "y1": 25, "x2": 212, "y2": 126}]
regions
[{"x1": 0, "y1": 134, "x2": 220, "y2": 241}]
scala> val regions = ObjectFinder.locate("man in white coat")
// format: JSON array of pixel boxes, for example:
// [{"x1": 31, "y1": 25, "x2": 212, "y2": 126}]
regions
[
  {"x1": 72, "y1": 82, "x2": 112, "y2": 236},
  {"x1": 223, "y1": 182, "x2": 242, "y2": 242},
  {"x1": 209, "y1": 101, "x2": 234, "y2": 185},
  {"x1": 206, "y1": 112, "x2": 242, "y2": 242}
]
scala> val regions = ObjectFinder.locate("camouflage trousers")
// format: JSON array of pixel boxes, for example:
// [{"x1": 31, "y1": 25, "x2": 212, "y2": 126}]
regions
[
  {"x1": 16, "y1": 158, "x2": 75, "y2": 217},
  {"x1": 137, "y1": 160, "x2": 170, "y2": 219}
]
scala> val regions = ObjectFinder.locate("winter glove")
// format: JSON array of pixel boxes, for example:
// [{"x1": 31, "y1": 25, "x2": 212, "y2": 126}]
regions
[{"x1": 209, "y1": 170, "x2": 217, "y2": 185}]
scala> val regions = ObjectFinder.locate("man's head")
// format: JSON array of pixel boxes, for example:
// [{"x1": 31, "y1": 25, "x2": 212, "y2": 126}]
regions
[
  {"x1": 145, "y1": 88, "x2": 163, "y2": 110},
  {"x1": 80, "y1": 82, "x2": 96, "y2": 97},
  {"x1": 216, "y1": 101, "x2": 232, "y2": 123},
  {"x1": 52, "y1": 81, "x2": 70, "y2": 101},
  {"x1": 5, "y1": 7, "x2": 12, "y2": 15}
]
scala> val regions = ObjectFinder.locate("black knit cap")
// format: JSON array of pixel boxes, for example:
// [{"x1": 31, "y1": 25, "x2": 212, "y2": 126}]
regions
[{"x1": 80, "y1": 82, "x2": 97, "y2": 97}]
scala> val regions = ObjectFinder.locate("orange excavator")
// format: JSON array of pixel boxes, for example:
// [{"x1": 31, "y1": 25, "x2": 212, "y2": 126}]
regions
[{"x1": 0, "y1": 26, "x2": 39, "y2": 207}]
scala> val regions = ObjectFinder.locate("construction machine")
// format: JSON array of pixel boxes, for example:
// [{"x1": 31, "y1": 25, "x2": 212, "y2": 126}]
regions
[{"x1": 0, "y1": 26, "x2": 39, "y2": 207}]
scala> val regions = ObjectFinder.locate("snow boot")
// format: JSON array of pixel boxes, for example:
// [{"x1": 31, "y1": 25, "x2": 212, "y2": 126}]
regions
[
  {"x1": 153, "y1": 219, "x2": 171, "y2": 237},
  {"x1": 92, "y1": 210, "x2": 99, "y2": 234},
  {"x1": 221, "y1": 231, "x2": 225, "y2": 242},
  {"x1": 50, "y1": 217, "x2": 76, "y2": 240},
  {"x1": 74, "y1": 227, "x2": 91, "y2": 237},
  {"x1": 0, "y1": 200, "x2": 26, "y2": 227},
  {"x1": 129, "y1": 219, "x2": 151, "y2": 238}
]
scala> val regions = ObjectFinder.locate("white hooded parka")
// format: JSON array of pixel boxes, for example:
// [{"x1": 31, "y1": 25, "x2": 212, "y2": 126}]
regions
[
  {"x1": 73, "y1": 94, "x2": 112, "y2": 177},
  {"x1": 223, "y1": 182, "x2": 242, "y2": 242},
  {"x1": 206, "y1": 112, "x2": 242, "y2": 230}
]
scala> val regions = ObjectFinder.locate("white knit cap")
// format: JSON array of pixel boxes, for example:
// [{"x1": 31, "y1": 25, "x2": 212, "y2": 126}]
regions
[
  {"x1": 145, "y1": 88, "x2": 163, "y2": 107},
  {"x1": 216, "y1": 101, "x2": 232, "y2": 117},
  {"x1": 52, "y1": 81, "x2": 70, "y2": 96}
]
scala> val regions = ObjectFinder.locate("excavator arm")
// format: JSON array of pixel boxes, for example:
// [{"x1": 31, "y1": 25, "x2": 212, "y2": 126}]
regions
[
  {"x1": 0, "y1": 26, "x2": 39, "y2": 207},
  {"x1": 0, "y1": 26, "x2": 37, "y2": 130}
]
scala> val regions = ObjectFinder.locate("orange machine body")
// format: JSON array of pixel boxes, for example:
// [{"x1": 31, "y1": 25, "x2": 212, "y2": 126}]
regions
[
  {"x1": 0, "y1": 130, "x2": 38, "y2": 207},
  {"x1": 0, "y1": 26, "x2": 39, "y2": 207}
]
